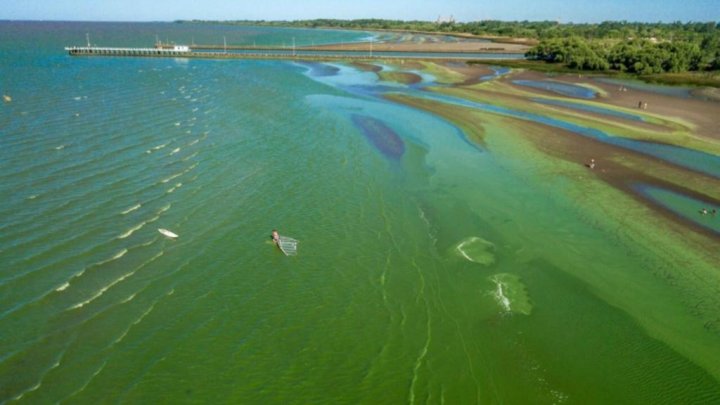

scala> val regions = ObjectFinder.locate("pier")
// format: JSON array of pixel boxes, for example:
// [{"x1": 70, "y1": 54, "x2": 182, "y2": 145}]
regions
[{"x1": 64, "y1": 45, "x2": 523, "y2": 61}]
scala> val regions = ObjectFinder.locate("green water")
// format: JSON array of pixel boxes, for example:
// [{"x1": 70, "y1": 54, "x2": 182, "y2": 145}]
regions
[{"x1": 1, "y1": 22, "x2": 719, "y2": 403}]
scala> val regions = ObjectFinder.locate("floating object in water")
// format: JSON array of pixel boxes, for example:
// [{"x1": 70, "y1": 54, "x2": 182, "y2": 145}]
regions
[
  {"x1": 489, "y1": 273, "x2": 532, "y2": 315},
  {"x1": 455, "y1": 236, "x2": 495, "y2": 266},
  {"x1": 158, "y1": 228, "x2": 178, "y2": 238},
  {"x1": 277, "y1": 235, "x2": 298, "y2": 256},
  {"x1": 3, "y1": 95, "x2": 11, "y2": 103}
]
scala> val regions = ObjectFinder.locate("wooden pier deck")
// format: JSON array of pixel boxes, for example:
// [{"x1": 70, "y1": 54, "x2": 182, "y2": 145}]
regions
[{"x1": 64, "y1": 46, "x2": 519, "y2": 62}]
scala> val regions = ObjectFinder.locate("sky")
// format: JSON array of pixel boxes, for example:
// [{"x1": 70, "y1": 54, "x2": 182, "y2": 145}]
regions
[{"x1": 2, "y1": 0, "x2": 719, "y2": 23}]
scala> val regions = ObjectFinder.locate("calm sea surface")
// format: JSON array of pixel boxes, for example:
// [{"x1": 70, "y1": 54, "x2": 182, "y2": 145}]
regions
[{"x1": 1, "y1": 22, "x2": 719, "y2": 403}]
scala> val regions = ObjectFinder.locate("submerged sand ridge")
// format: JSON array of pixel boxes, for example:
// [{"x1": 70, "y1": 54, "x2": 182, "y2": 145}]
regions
[{"x1": 371, "y1": 60, "x2": 720, "y2": 381}]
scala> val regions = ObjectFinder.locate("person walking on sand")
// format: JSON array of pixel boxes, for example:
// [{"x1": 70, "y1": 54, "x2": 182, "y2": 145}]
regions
[{"x1": 589, "y1": 158, "x2": 595, "y2": 170}]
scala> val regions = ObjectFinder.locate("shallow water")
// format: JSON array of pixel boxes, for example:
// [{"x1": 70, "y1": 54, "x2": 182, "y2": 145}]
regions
[
  {"x1": 1, "y1": 22, "x2": 720, "y2": 403},
  {"x1": 513, "y1": 79, "x2": 597, "y2": 99}
]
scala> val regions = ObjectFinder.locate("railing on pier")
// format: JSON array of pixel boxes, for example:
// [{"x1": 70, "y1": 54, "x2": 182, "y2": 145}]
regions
[
  {"x1": 64, "y1": 46, "x2": 523, "y2": 61},
  {"x1": 65, "y1": 46, "x2": 192, "y2": 57}
]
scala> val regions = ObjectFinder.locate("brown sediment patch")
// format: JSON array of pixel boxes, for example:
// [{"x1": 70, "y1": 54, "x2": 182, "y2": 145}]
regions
[
  {"x1": 351, "y1": 62, "x2": 382, "y2": 72},
  {"x1": 691, "y1": 87, "x2": 720, "y2": 102},
  {"x1": 436, "y1": 83, "x2": 681, "y2": 143},
  {"x1": 437, "y1": 81, "x2": 720, "y2": 156},
  {"x1": 440, "y1": 62, "x2": 496, "y2": 85},
  {"x1": 528, "y1": 99, "x2": 679, "y2": 135},
  {"x1": 307, "y1": 41, "x2": 530, "y2": 54},
  {"x1": 489, "y1": 109, "x2": 720, "y2": 242},
  {"x1": 378, "y1": 71, "x2": 422, "y2": 85},
  {"x1": 510, "y1": 70, "x2": 720, "y2": 141},
  {"x1": 386, "y1": 91, "x2": 720, "y2": 242}
]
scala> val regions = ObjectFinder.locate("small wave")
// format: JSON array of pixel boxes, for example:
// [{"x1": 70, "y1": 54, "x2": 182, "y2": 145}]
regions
[
  {"x1": 117, "y1": 221, "x2": 147, "y2": 239},
  {"x1": 174, "y1": 122, "x2": 181, "y2": 126},
  {"x1": 68, "y1": 269, "x2": 136, "y2": 310},
  {"x1": 26, "y1": 194, "x2": 39, "y2": 200},
  {"x1": 149, "y1": 142, "x2": 169, "y2": 152},
  {"x1": 108, "y1": 248, "x2": 128, "y2": 262},
  {"x1": 161, "y1": 172, "x2": 182, "y2": 184},
  {"x1": 121, "y1": 293, "x2": 137, "y2": 304},
  {"x1": 188, "y1": 139, "x2": 199, "y2": 146},
  {"x1": 63, "y1": 361, "x2": 106, "y2": 401},
  {"x1": 12, "y1": 382, "x2": 41, "y2": 401},
  {"x1": 121, "y1": 203, "x2": 141, "y2": 215},
  {"x1": 55, "y1": 282, "x2": 70, "y2": 292},
  {"x1": 166, "y1": 182, "x2": 182, "y2": 193},
  {"x1": 74, "y1": 249, "x2": 128, "y2": 279},
  {"x1": 182, "y1": 151, "x2": 198, "y2": 161},
  {"x1": 158, "y1": 204, "x2": 171, "y2": 214},
  {"x1": 169, "y1": 147, "x2": 181, "y2": 155},
  {"x1": 54, "y1": 144, "x2": 66, "y2": 150}
]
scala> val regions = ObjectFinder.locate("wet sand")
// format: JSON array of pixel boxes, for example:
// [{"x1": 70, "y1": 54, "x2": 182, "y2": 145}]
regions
[
  {"x1": 507, "y1": 70, "x2": 720, "y2": 140},
  {"x1": 378, "y1": 62, "x2": 720, "y2": 244},
  {"x1": 307, "y1": 41, "x2": 530, "y2": 54}
]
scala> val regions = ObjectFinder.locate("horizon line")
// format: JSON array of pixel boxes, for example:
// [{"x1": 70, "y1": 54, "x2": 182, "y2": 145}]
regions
[{"x1": 2, "y1": 18, "x2": 718, "y2": 24}]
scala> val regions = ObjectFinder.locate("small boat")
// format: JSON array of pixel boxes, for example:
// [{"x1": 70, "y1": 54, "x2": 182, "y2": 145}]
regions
[{"x1": 158, "y1": 228, "x2": 178, "y2": 238}]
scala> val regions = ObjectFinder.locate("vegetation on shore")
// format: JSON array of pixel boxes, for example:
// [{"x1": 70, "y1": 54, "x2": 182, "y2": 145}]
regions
[{"x1": 178, "y1": 19, "x2": 720, "y2": 85}]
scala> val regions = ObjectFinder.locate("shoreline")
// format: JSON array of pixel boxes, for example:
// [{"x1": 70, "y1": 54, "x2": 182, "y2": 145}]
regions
[
  {"x1": 377, "y1": 61, "x2": 720, "y2": 380},
  {"x1": 377, "y1": 60, "x2": 720, "y2": 242}
]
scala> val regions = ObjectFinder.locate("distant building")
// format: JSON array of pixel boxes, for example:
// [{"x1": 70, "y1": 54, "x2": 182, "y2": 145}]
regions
[{"x1": 436, "y1": 15, "x2": 455, "y2": 24}]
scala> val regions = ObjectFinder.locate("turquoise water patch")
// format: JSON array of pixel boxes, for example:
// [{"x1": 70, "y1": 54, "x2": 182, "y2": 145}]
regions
[
  {"x1": 532, "y1": 98, "x2": 646, "y2": 122},
  {"x1": 416, "y1": 92, "x2": 720, "y2": 178},
  {"x1": 489, "y1": 273, "x2": 532, "y2": 315},
  {"x1": 634, "y1": 184, "x2": 720, "y2": 235},
  {"x1": 513, "y1": 80, "x2": 597, "y2": 99},
  {"x1": 480, "y1": 66, "x2": 511, "y2": 81},
  {"x1": 455, "y1": 236, "x2": 496, "y2": 266},
  {"x1": 296, "y1": 62, "x2": 340, "y2": 77}
]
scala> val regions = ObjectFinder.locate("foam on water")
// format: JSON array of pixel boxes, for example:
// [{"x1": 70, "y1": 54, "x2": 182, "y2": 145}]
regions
[
  {"x1": 121, "y1": 203, "x2": 142, "y2": 215},
  {"x1": 488, "y1": 273, "x2": 532, "y2": 315},
  {"x1": 55, "y1": 282, "x2": 70, "y2": 292},
  {"x1": 455, "y1": 236, "x2": 496, "y2": 266},
  {"x1": 117, "y1": 221, "x2": 147, "y2": 239}
]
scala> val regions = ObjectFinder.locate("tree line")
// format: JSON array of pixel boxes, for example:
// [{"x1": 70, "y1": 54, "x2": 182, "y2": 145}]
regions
[
  {"x1": 179, "y1": 19, "x2": 720, "y2": 73},
  {"x1": 526, "y1": 36, "x2": 719, "y2": 73}
]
